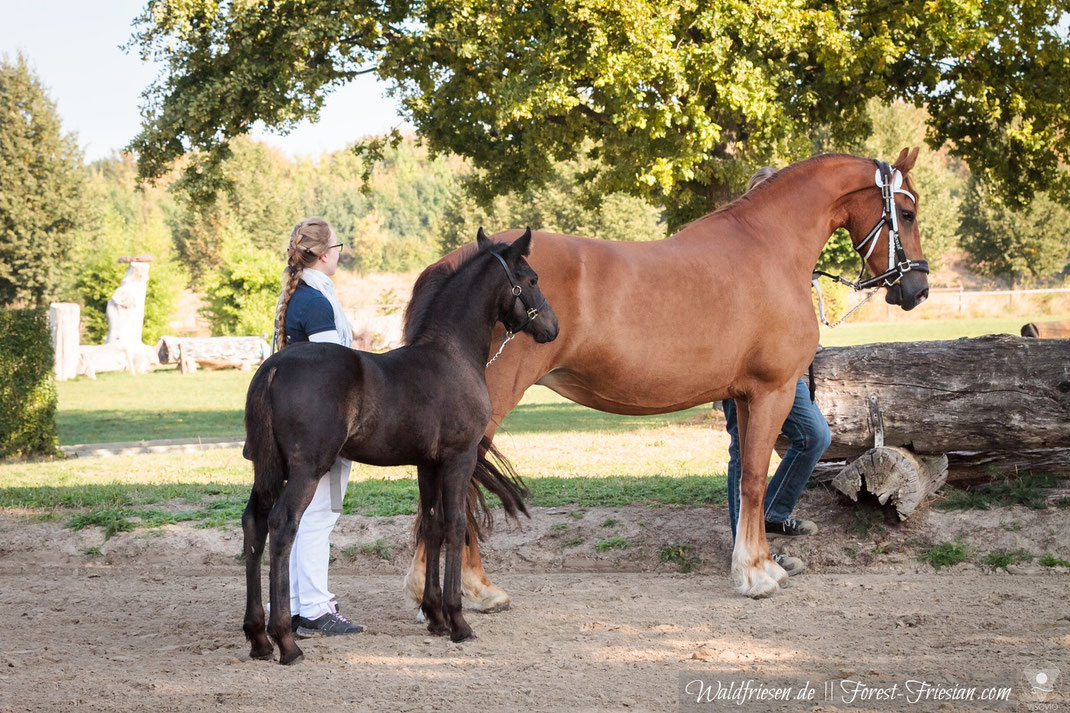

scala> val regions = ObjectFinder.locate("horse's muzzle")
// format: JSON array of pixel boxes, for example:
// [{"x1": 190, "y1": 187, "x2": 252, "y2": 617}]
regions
[{"x1": 885, "y1": 272, "x2": 930, "y2": 311}]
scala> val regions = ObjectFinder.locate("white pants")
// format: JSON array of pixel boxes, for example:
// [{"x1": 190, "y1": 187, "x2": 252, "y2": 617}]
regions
[{"x1": 288, "y1": 458, "x2": 351, "y2": 619}]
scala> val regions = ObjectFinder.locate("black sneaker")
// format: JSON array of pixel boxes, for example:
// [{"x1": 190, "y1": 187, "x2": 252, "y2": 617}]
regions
[
  {"x1": 771, "y1": 552, "x2": 806, "y2": 576},
  {"x1": 293, "y1": 610, "x2": 365, "y2": 638},
  {"x1": 765, "y1": 517, "x2": 818, "y2": 537}
]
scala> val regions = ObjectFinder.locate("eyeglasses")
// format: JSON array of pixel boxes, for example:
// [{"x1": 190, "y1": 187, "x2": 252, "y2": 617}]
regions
[{"x1": 328, "y1": 243, "x2": 344, "y2": 253}]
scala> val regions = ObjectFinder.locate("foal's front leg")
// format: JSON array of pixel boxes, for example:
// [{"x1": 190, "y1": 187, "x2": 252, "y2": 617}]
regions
[
  {"x1": 267, "y1": 469, "x2": 320, "y2": 665},
  {"x1": 440, "y1": 451, "x2": 480, "y2": 641}
]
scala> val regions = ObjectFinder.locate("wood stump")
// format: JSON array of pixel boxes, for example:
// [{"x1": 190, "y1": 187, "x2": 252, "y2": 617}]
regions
[
  {"x1": 48, "y1": 303, "x2": 80, "y2": 381},
  {"x1": 831, "y1": 446, "x2": 948, "y2": 520}
]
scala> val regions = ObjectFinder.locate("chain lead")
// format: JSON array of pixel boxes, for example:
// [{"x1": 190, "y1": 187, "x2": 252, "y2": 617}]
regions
[{"x1": 486, "y1": 331, "x2": 517, "y2": 368}]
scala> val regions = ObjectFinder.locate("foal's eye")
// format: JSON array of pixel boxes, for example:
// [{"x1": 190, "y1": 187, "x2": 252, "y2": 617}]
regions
[{"x1": 529, "y1": 276, "x2": 538, "y2": 286}]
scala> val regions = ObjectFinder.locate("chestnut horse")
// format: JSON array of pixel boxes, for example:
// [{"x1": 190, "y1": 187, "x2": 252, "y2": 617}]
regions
[{"x1": 404, "y1": 149, "x2": 929, "y2": 603}]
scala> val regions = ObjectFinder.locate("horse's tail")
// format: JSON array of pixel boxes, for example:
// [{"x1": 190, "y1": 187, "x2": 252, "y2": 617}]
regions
[
  {"x1": 243, "y1": 363, "x2": 286, "y2": 502},
  {"x1": 414, "y1": 436, "x2": 530, "y2": 544}
]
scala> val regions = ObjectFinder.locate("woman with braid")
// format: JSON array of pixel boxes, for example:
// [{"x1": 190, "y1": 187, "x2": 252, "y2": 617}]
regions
[{"x1": 272, "y1": 217, "x2": 364, "y2": 637}]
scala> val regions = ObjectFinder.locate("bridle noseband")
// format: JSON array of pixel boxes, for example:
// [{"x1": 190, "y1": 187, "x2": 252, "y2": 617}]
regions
[{"x1": 813, "y1": 160, "x2": 929, "y2": 292}]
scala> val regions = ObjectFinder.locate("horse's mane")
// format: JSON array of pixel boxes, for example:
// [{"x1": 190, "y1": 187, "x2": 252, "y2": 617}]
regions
[
  {"x1": 403, "y1": 242, "x2": 482, "y2": 344},
  {"x1": 675, "y1": 153, "x2": 863, "y2": 235}
]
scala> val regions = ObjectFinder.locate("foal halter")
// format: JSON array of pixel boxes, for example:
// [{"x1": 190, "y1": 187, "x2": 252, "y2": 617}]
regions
[
  {"x1": 486, "y1": 250, "x2": 546, "y2": 368},
  {"x1": 813, "y1": 160, "x2": 929, "y2": 292}
]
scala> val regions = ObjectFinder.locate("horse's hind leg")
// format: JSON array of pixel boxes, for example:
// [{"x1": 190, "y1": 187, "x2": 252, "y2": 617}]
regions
[
  {"x1": 417, "y1": 465, "x2": 448, "y2": 636},
  {"x1": 731, "y1": 385, "x2": 795, "y2": 598},
  {"x1": 267, "y1": 470, "x2": 319, "y2": 665},
  {"x1": 242, "y1": 490, "x2": 274, "y2": 660}
]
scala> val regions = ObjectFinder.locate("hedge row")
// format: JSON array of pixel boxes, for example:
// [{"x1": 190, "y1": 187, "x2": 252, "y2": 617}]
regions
[{"x1": 0, "y1": 309, "x2": 58, "y2": 458}]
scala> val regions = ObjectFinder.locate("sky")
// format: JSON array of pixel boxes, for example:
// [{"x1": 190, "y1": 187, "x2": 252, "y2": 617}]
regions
[{"x1": 0, "y1": 0, "x2": 405, "y2": 161}]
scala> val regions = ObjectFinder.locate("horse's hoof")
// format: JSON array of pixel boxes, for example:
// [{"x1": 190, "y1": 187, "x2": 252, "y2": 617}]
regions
[
  {"x1": 249, "y1": 644, "x2": 274, "y2": 661},
  {"x1": 478, "y1": 603, "x2": 510, "y2": 615},
  {"x1": 279, "y1": 648, "x2": 304, "y2": 665},
  {"x1": 427, "y1": 622, "x2": 449, "y2": 636},
  {"x1": 415, "y1": 608, "x2": 427, "y2": 623}
]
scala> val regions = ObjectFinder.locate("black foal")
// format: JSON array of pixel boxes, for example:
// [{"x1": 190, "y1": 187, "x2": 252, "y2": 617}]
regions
[{"x1": 241, "y1": 229, "x2": 558, "y2": 664}]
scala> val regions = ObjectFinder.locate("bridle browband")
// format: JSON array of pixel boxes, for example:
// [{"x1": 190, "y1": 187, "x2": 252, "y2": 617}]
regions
[
  {"x1": 813, "y1": 160, "x2": 929, "y2": 291},
  {"x1": 491, "y1": 250, "x2": 545, "y2": 335}
]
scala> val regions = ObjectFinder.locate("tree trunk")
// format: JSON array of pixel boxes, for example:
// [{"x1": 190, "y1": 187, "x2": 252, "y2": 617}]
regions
[
  {"x1": 48, "y1": 303, "x2": 80, "y2": 382},
  {"x1": 778, "y1": 335, "x2": 1070, "y2": 513}
]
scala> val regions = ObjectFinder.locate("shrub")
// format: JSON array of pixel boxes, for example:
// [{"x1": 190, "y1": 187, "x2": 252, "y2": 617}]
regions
[
  {"x1": 0, "y1": 309, "x2": 58, "y2": 458},
  {"x1": 200, "y1": 245, "x2": 284, "y2": 338}
]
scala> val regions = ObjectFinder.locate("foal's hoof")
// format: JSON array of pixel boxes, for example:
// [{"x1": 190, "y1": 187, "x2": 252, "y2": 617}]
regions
[
  {"x1": 279, "y1": 648, "x2": 304, "y2": 666},
  {"x1": 478, "y1": 603, "x2": 510, "y2": 615},
  {"x1": 427, "y1": 621, "x2": 449, "y2": 636},
  {"x1": 450, "y1": 628, "x2": 476, "y2": 643},
  {"x1": 248, "y1": 644, "x2": 274, "y2": 661}
]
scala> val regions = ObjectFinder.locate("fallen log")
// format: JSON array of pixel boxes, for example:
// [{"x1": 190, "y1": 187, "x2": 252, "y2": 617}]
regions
[
  {"x1": 778, "y1": 335, "x2": 1070, "y2": 516},
  {"x1": 156, "y1": 336, "x2": 270, "y2": 372}
]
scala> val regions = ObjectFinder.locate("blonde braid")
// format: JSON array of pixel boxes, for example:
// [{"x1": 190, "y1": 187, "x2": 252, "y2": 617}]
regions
[{"x1": 274, "y1": 217, "x2": 333, "y2": 349}]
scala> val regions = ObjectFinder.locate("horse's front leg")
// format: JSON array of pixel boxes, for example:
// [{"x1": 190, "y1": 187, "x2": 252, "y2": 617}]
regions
[
  {"x1": 417, "y1": 465, "x2": 449, "y2": 635},
  {"x1": 732, "y1": 383, "x2": 796, "y2": 598},
  {"x1": 242, "y1": 489, "x2": 274, "y2": 660},
  {"x1": 267, "y1": 469, "x2": 319, "y2": 664},
  {"x1": 441, "y1": 451, "x2": 480, "y2": 641}
]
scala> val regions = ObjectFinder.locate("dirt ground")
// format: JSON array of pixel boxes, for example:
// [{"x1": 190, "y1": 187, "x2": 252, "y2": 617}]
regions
[{"x1": 1, "y1": 490, "x2": 1067, "y2": 713}]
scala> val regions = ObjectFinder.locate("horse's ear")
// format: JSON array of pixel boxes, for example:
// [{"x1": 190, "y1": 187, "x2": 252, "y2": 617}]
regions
[
  {"x1": 894, "y1": 147, "x2": 919, "y2": 174},
  {"x1": 507, "y1": 227, "x2": 532, "y2": 258},
  {"x1": 476, "y1": 226, "x2": 492, "y2": 251}
]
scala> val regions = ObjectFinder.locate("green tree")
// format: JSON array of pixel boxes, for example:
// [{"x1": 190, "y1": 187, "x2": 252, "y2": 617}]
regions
[
  {"x1": 130, "y1": 1, "x2": 1070, "y2": 228},
  {"x1": 0, "y1": 54, "x2": 88, "y2": 306},
  {"x1": 200, "y1": 232, "x2": 284, "y2": 337},
  {"x1": 958, "y1": 179, "x2": 1070, "y2": 288}
]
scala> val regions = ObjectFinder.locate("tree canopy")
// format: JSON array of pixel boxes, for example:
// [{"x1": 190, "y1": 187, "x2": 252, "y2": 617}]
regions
[{"x1": 130, "y1": 0, "x2": 1070, "y2": 227}]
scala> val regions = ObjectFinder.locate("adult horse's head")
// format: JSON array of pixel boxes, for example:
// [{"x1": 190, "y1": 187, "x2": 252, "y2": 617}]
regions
[
  {"x1": 844, "y1": 147, "x2": 930, "y2": 311},
  {"x1": 477, "y1": 227, "x2": 560, "y2": 343}
]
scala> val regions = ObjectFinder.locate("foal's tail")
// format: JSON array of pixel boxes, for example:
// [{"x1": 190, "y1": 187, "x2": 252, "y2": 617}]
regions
[
  {"x1": 243, "y1": 364, "x2": 286, "y2": 501},
  {"x1": 414, "y1": 436, "x2": 530, "y2": 544}
]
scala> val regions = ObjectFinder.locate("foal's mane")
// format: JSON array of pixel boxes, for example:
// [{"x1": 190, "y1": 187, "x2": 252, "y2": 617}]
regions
[{"x1": 403, "y1": 242, "x2": 485, "y2": 345}]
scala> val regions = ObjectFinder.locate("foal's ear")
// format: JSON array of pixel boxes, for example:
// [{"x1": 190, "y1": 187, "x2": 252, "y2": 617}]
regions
[
  {"x1": 476, "y1": 226, "x2": 492, "y2": 251},
  {"x1": 894, "y1": 146, "x2": 919, "y2": 174},
  {"x1": 507, "y1": 227, "x2": 532, "y2": 258}
]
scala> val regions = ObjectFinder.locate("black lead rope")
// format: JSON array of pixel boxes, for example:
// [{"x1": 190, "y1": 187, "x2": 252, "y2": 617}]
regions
[{"x1": 808, "y1": 362, "x2": 816, "y2": 403}]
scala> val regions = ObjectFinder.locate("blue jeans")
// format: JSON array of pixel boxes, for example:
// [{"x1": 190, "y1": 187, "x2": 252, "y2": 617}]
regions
[{"x1": 723, "y1": 379, "x2": 831, "y2": 542}]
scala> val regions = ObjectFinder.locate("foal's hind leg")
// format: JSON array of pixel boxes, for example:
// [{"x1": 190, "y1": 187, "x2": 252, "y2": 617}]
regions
[
  {"x1": 242, "y1": 490, "x2": 274, "y2": 660},
  {"x1": 267, "y1": 470, "x2": 320, "y2": 664},
  {"x1": 440, "y1": 452, "x2": 480, "y2": 641},
  {"x1": 417, "y1": 465, "x2": 449, "y2": 635}
]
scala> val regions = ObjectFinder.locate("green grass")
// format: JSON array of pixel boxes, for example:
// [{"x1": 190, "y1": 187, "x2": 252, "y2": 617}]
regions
[
  {"x1": 919, "y1": 540, "x2": 970, "y2": 570},
  {"x1": 595, "y1": 536, "x2": 630, "y2": 552},
  {"x1": 818, "y1": 313, "x2": 1059, "y2": 347},
  {"x1": 934, "y1": 474, "x2": 1063, "y2": 511},
  {"x1": 1039, "y1": 554, "x2": 1070, "y2": 568},
  {"x1": 982, "y1": 550, "x2": 1033, "y2": 571},
  {"x1": 659, "y1": 543, "x2": 701, "y2": 573},
  {"x1": 56, "y1": 367, "x2": 253, "y2": 445}
]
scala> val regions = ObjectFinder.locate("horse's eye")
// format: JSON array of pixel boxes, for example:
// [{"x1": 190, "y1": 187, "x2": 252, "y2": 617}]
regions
[
  {"x1": 901, "y1": 210, "x2": 915, "y2": 223},
  {"x1": 530, "y1": 275, "x2": 538, "y2": 285}
]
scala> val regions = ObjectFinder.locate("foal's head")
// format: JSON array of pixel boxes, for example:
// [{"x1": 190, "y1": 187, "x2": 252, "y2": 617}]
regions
[{"x1": 477, "y1": 227, "x2": 560, "y2": 344}]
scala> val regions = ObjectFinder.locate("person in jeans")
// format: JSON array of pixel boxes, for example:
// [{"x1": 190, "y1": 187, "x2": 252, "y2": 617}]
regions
[
  {"x1": 722, "y1": 167, "x2": 833, "y2": 575},
  {"x1": 272, "y1": 216, "x2": 364, "y2": 637}
]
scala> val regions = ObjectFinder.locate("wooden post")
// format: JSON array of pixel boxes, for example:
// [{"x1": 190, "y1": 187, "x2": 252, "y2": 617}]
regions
[{"x1": 49, "y1": 303, "x2": 80, "y2": 381}]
